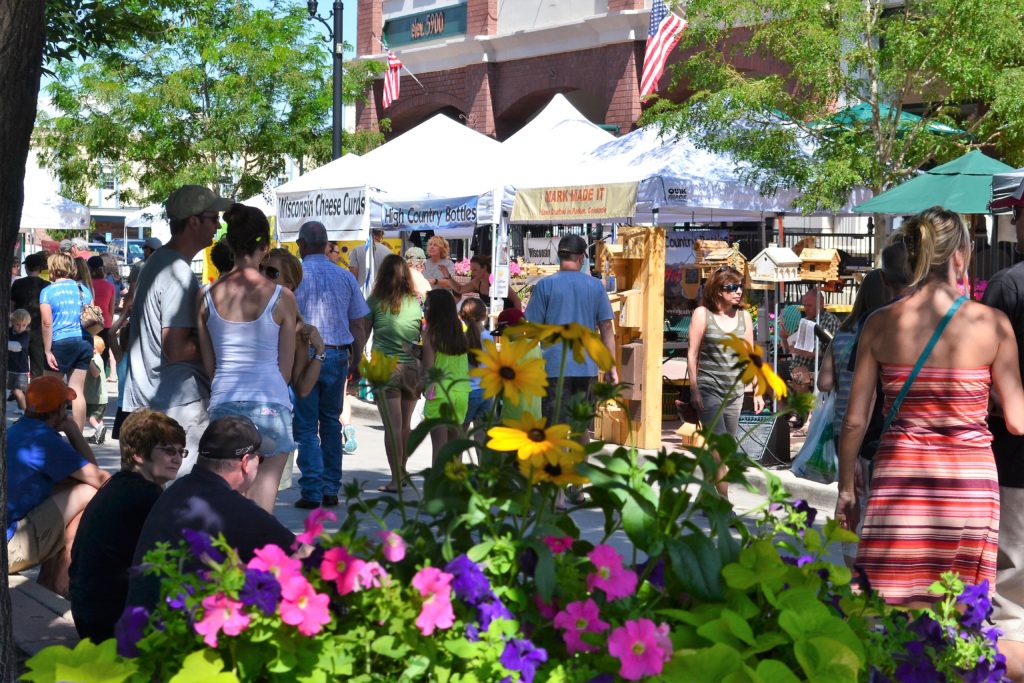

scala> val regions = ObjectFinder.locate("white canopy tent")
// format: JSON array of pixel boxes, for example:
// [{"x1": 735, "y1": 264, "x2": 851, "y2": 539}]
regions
[
  {"x1": 20, "y1": 191, "x2": 90, "y2": 232},
  {"x1": 123, "y1": 203, "x2": 172, "y2": 244},
  {"x1": 501, "y1": 94, "x2": 614, "y2": 167}
]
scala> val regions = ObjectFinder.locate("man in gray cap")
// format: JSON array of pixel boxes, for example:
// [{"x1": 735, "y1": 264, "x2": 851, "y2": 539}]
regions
[
  {"x1": 122, "y1": 185, "x2": 230, "y2": 475},
  {"x1": 526, "y1": 233, "x2": 618, "y2": 417},
  {"x1": 292, "y1": 221, "x2": 369, "y2": 508},
  {"x1": 404, "y1": 246, "x2": 432, "y2": 299},
  {"x1": 125, "y1": 415, "x2": 295, "y2": 611}
]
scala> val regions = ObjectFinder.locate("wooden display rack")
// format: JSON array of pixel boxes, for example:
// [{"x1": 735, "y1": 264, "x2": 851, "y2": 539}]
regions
[{"x1": 596, "y1": 227, "x2": 666, "y2": 450}]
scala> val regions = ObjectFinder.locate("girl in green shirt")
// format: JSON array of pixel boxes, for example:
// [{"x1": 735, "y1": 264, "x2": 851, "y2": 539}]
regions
[{"x1": 422, "y1": 289, "x2": 470, "y2": 466}]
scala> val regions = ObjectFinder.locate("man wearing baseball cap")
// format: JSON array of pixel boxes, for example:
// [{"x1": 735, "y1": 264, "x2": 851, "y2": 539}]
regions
[
  {"x1": 404, "y1": 246, "x2": 432, "y2": 300},
  {"x1": 126, "y1": 415, "x2": 295, "y2": 611},
  {"x1": 6, "y1": 377, "x2": 109, "y2": 595},
  {"x1": 124, "y1": 236, "x2": 164, "y2": 303},
  {"x1": 123, "y1": 185, "x2": 231, "y2": 475}
]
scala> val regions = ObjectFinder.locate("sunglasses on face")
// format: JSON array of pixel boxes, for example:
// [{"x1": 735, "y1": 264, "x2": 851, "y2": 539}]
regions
[
  {"x1": 722, "y1": 283, "x2": 743, "y2": 293},
  {"x1": 260, "y1": 264, "x2": 280, "y2": 280}
]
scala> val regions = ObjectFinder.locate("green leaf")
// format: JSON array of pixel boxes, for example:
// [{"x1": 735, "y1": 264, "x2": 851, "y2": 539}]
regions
[
  {"x1": 372, "y1": 634, "x2": 412, "y2": 659},
  {"x1": 24, "y1": 639, "x2": 137, "y2": 683},
  {"x1": 754, "y1": 659, "x2": 802, "y2": 683},
  {"x1": 667, "y1": 534, "x2": 725, "y2": 600},
  {"x1": 399, "y1": 654, "x2": 431, "y2": 681},
  {"x1": 525, "y1": 538, "x2": 557, "y2": 602},
  {"x1": 792, "y1": 638, "x2": 861, "y2": 683},
  {"x1": 695, "y1": 609, "x2": 756, "y2": 648},
  {"x1": 443, "y1": 638, "x2": 483, "y2": 659},
  {"x1": 778, "y1": 607, "x2": 865, "y2": 664},
  {"x1": 664, "y1": 643, "x2": 745, "y2": 682},
  {"x1": 168, "y1": 650, "x2": 240, "y2": 683}
]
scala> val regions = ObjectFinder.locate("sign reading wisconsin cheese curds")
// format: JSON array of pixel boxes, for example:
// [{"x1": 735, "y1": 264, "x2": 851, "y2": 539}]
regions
[{"x1": 511, "y1": 182, "x2": 638, "y2": 222}]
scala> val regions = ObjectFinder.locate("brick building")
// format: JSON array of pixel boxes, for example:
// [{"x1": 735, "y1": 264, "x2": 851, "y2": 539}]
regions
[{"x1": 355, "y1": 0, "x2": 787, "y2": 140}]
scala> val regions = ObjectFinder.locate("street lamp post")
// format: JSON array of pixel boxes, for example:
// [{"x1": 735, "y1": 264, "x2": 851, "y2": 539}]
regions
[{"x1": 307, "y1": 0, "x2": 344, "y2": 160}]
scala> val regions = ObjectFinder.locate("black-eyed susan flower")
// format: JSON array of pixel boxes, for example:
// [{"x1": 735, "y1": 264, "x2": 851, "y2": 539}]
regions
[
  {"x1": 360, "y1": 351, "x2": 397, "y2": 386},
  {"x1": 519, "y1": 322, "x2": 614, "y2": 371},
  {"x1": 469, "y1": 338, "x2": 547, "y2": 406},
  {"x1": 487, "y1": 413, "x2": 583, "y2": 462},
  {"x1": 720, "y1": 333, "x2": 787, "y2": 398},
  {"x1": 519, "y1": 450, "x2": 588, "y2": 487}
]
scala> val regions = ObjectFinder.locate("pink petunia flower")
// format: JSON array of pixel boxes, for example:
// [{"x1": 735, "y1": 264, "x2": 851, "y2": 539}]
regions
[
  {"x1": 412, "y1": 566, "x2": 455, "y2": 636},
  {"x1": 279, "y1": 575, "x2": 332, "y2": 636},
  {"x1": 321, "y1": 546, "x2": 366, "y2": 596},
  {"x1": 378, "y1": 530, "x2": 406, "y2": 563},
  {"x1": 193, "y1": 594, "x2": 250, "y2": 648},
  {"x1": 607, "y1": 618, "x2": 671, "y2": 680},
  {"x1": 542, "y1": 536, "x2": 574, "y2": 554},
  {"x1": 534, "y1": 593, "x2": 559, "y2": 620},
  {"x1": 586, "y1": 544, "x2": 638, "y2": 601},
  {"x1": 553, "y1": 599, "x2": 610, "y2": 654},
  {"x1": 248, "y1": 544, "x2": 303, "y2": 584},
  {"x1": 296, "y1": 508, "x2": 337, "y2": 546},
  {"x1": 356, "y1": 561, "x2": 389, "y2": 590}
]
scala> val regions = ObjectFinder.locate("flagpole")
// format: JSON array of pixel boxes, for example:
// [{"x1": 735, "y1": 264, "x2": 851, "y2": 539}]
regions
[{"x1": 378, "y1": 38, "x2": 426, "y2": 90}]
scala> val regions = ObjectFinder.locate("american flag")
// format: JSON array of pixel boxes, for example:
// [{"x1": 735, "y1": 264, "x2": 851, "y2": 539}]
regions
[
  {"x1": 382, "y1": 50, "x2": 402, "y2": 109},
  {"x1": 639, "y1": 1, "x2": 687, "y2": 98}
]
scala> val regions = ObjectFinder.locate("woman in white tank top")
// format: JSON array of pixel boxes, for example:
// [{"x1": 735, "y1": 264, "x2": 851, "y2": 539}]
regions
[{"x1": 197, "y1": 204, "x2": 299, "y2": 513}]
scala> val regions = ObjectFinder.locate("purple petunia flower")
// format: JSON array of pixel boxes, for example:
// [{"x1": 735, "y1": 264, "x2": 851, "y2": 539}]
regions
[
  {"x1": 781, "y1": 554, "x2": 815, "y2": 568},
  {"x1": 963, "y1": 652, "x2": 1008, "y2": 683},
  {"x1": 445, "y1": 554, "x2": 492, "y2": 605},
  {"x1": 792, "y1": 499, "x2": 817, "y2": 528},
  {"x1": 908, "y1": 613, "x2": 946, "y2": 649},
  {"x1": 895, "y1": 648, "x2": 947, "y2": 683},
  {"x1": 636, "y1": 558, "x2": 665, "y2": 589},
  {"x1": 466, "y1": 623, "x2": 481, "y2": 641},
  {"x1": 114, "y1": 605, "x2": 150, "y2": 658},
  {"x1": 182, "y1": 528, "x2": 225, "y2": 563},
  {"x1": 240, "y1": 568, "x2": 281, "y2": 616},
  {"x1": 957, "y1": 581, "x2": 993, "y2": 630},
  {"x1": 478, "y1": 593, "x2": 514, "y2": 630},
  {"x1": 585, "y1": 676, "x2": 615, "y2": 683},
  {"x1": 166, "y1": 583, "x2": 196, "y2": 611},
  {"x1": 499, "y1": 638, "x2": 548, "y2": 683}
]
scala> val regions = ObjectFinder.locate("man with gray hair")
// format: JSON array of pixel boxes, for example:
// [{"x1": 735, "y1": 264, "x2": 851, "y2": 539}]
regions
[
  {"x1": 349, "y1": 228, "x2": 392, "y2": 288},
  {"x1": 292, "y1": 221, "x2": 369, "y2": 509},
  {"x1": 123, "y1": 185, "x2": 229, "y2": 474}
]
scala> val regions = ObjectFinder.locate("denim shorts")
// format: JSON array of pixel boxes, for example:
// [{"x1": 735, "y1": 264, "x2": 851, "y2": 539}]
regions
[
  {"x1": 51, "y1": 336, "x2": 93, "y2": 373},
  {"x1": 209, "y1": 401, "x2": 295, "y2": 456}
]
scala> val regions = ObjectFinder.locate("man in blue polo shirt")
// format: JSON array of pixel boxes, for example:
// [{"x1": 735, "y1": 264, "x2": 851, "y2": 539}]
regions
[{"x1": 6, "y1": 376, "x2": 109, "y2": 596}]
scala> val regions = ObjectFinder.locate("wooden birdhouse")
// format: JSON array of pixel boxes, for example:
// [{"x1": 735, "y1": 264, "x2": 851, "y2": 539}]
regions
[
  {"x1": 799, "y1": 248, "x2": 841, "y2": 282},
  {"x1": 696, "y1": 241, "x2": 747, "y2": 280},
  {"x1": 749, "y1": 244, "x2": 801, "y2": 283},
  {"x1": 694, "y1": 239, "x2": 729, "y2": 262}
]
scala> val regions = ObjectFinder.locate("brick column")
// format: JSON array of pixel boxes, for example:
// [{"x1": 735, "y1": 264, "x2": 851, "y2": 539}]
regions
[
  {"x1": 357, "y1": 0, "x2": 382, "y2": 56},
  {"x1": 464, "y1": 63, "x2": 496, "y2": 137},
  {"x1": 608, "y1": 0, "x2": 645, "y2": 10},
  {"x1": 466, "y1": 0, "x2": 498, "y2": 36},
  {"x1": 606, "y1": 43, "x2": 643, "y2": 133}
]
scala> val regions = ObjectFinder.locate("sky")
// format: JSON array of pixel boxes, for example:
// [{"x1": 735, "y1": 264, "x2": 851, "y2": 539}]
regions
[{"x1": 261, "y1": 0, "x2": 359, "y2": 58}]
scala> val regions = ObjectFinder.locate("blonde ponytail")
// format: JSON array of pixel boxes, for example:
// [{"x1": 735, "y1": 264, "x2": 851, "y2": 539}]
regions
[{"x1": 897, "y1": 206, "x2": 969, "y2": 288}]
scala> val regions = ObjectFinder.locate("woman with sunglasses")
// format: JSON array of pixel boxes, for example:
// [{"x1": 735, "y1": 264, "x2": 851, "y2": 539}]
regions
[
  {"x1": 197, "y1": 204, "x2": 299, "y2": 513},
  {"x1": 687, "y1": 266, "x2": 764, "y2": 498}
]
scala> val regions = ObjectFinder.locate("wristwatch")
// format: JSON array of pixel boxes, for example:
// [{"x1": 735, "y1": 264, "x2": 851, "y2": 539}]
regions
[{"x1": 314, "y1": 350, "x2": 327, "y2": 362}]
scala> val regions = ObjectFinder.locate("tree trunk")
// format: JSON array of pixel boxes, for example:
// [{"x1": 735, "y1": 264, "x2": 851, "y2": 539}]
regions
[{"x1": 0, "y1": 1, "x2": 46, "y2": 678}]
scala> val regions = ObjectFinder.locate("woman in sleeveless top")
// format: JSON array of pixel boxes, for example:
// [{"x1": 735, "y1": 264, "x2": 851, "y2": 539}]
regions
[
  {"x1": 197, "y1": 204, "x2": 299, "y2": 513},
  {"x1": 687, "y1": 266, "x2": 764, "y2": 498},
  {"x1": 837, "y1": 207, "x2": 1024, "y2": 607},
  {"x1": 422, "y1": 289, "x2": 471, "y2": 465},
  {"x1": 446, "y1": 255, "x2": 522, "y2": 311}
]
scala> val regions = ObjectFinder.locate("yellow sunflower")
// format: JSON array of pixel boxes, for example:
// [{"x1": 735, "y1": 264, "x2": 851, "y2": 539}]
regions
[
  {"x1": 720, "y1": 334, "x2": 788, "y2": 398},
  {"x1": 487, "y1": 413, "x2": 584, "y2": 462},
  {"x1": 519, "y1": 450, "x2": 589, "y2": 487},
  {"x1": 359, "y1": 351, "x2": 398, "y2": 387},
  {"x1": 518, "y1": 322, "x2": 614, "y2": 371},
  {"x1": 469, "y1": 338, "x2": 547, "y2": 406}
]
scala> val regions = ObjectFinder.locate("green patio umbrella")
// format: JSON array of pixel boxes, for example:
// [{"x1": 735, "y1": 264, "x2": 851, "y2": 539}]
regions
[{"x1": 853, "y1": 150, "x2": 1014, "y2": 214}]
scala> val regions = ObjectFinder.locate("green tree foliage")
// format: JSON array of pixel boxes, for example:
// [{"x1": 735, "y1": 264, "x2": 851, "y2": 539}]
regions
[
  {"x1": 644, "y1": 0, "x2": 1024, "y2": 212},
  {"x1": 36, "y1": 0, "x2": 383, "y2": 205}
]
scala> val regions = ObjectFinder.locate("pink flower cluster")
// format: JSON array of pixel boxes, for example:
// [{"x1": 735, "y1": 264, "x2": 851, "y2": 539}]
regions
[
  {"x1": 412, "y1": 566, "x2": 455, "y2": 636},
  {"x1": 607, "y1": 618, "x2": 672, "y2": 680},
  {"x1": 586, "y1": 545, "x2": 638, "y2": 601},
  {"x1": 553, "y1": 599, "x2": 608, "y2": 654},
  {"x1": 188, "y1": 525, "x2": 412, "y2": 649}
]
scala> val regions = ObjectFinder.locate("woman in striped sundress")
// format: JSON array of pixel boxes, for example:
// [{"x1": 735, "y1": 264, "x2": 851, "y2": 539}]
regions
[
  {"x1": 836, "y1": 206, "x2": 1024, "y2": 607},
  {"x1": 687, "y1": 265, "x2": 765, "y2": 499}
]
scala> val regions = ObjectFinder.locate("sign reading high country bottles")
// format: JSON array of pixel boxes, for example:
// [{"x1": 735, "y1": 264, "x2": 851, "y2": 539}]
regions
[
  {"x1": 382, "y1": 3, "x2": 468, "y2": 47},
  {"x1": 375, "y1": 196, "x2": 479, "y2": 230}
]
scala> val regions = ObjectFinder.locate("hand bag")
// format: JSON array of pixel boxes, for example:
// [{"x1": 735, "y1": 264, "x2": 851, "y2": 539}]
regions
[
  {"x1": 78, "y1": 284, "x2": 105, "y2": 336},
  {"x1": 792, "y1": 391, "x2": 838, "y2": 484}
]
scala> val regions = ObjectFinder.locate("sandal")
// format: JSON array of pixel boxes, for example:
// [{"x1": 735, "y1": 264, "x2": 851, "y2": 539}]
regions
[{"x1": 377, "y1": 484, "x2": 399, "y2": 493}]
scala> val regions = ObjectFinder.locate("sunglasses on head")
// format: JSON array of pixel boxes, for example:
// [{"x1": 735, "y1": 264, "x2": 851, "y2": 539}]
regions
[
  {"x1": 260, "y1": 264, "x2": 280, "y2": 280},
  {"x1": 722, "y1": 283, "x2": 743, "y2": 293}
]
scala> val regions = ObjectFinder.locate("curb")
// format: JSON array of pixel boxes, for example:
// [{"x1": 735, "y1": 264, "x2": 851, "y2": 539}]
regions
[{"x1": 9, "y1": 575, "x2": 79, "y2": 656}]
